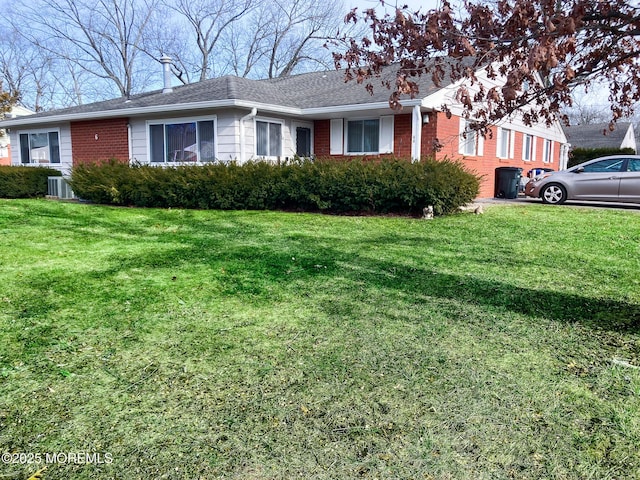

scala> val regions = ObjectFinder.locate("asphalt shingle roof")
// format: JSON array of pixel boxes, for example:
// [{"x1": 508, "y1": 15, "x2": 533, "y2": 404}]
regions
[
  {"x1": 563, "y1": 122, "x2": 633, "y2": 149},
  {"x1": 8, "y1": 61, "x2": 462, "y2": 123}
]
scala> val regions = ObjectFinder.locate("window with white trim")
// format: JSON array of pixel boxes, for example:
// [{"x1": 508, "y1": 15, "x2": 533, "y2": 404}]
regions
[
  {"x1": 256, "y1": 120, "x2": 282, "y2": 157},
  {"x1": 542, "y1": 139, "x2": 553, "y2": 163},
  {"x1": 330, "y1": 116, "x2": 393, "y2": 155},
  {"x1": 149, "y1": 117, "x2": 216, "y2": 163},
  {"x1": 497, "y1": 127, "x2": 514, "y2": 159},
  {"x1": 522, "y1": 133, "x2": 535, "y2": 161},
  {"x1": 19, "y1": 130, "x2": 60, "y2": 164},
  {"x1": 459, "y1": 119, "x2": 483, "y2": 156},
  {"x1": 347, "y1": 119, "x2": 379, "y2": 153}
]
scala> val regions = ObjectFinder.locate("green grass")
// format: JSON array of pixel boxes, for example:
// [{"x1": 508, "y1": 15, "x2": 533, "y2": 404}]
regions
[{"x1": 0, "y1": 199, "x2": 639, "y2": 479}]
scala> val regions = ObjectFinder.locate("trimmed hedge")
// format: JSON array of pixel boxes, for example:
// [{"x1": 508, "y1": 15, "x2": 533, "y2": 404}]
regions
[
  {"x1": 69, "y1": 158, "x2": 480, "y2": 215},
  {"x1": 0, "y1": 166, "x2": 62, "y2": 198},
  {"x1": 568, "y1": 147, "x2": 636, "y2": 168}
]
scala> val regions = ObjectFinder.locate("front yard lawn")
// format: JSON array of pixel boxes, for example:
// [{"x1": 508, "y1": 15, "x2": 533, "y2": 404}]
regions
[{"x1": 1, "y1": 199, "x2": 639, "y2": 479}]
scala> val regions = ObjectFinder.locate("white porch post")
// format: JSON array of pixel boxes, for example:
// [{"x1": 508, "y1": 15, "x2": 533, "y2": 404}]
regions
[{"x1": 411, "y1": 105, "x2": 422, "y2": 162}]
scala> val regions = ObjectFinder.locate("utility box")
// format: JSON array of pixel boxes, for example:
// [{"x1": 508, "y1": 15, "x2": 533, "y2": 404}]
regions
[
  {"x1": 494, "y1": 167, "x2": 522, "y2": 199},
  {"x1": 47, "y1": 177, "x2": 75, "y2": 200}
]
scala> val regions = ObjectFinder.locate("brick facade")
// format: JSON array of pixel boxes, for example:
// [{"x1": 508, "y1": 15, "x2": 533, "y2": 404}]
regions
[
  {"x1": 314, "y1": 113, "x2": 563, "y2": 198},
  {"x1": 70, "y1": 118, "x2": 129, "y2": 165},
  {"x1": 433, "y1": 114, "x2": 562, "y2": 198},
  {"x1": 393, "y1": 114, "x2": 412, "y2": 157},
  {"x1": 314, "y1": 119, "x2": 331, "y2": 157}
]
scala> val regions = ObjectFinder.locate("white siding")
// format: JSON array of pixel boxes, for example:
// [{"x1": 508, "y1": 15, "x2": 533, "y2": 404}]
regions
[
  {"x1": 129, "y1": 118, "x2": 147, "y2": 162},
  {"x1": 130, "y1": 110, "x2": 241, "y2": 164},
  {"x1": 10, "y1": 122, "x2": 73, "y2": 175},
  {"x1": 130, "y1": 110, "x2": 305, "y2": 164},
  {"x1": 217, "y1": 113, "x2": 239, "y2": 162},
  {"x1": 621, "y1": 124, "x2": 637, "y2": 152}
]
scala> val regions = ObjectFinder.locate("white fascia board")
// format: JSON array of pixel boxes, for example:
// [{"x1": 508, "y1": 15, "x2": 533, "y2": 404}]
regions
[
  {"x1": 301, "y1": 99, "x2": 422, "y2": 118},
  {"x1": 0, "y1": 98, "x2": 425, "y2": 128},
  {"x1": 0, "y1": 99, "x2": 303, "y2": 128}
]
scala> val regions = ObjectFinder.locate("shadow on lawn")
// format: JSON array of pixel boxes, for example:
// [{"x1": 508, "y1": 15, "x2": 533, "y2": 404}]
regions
[
  {"x1": 9, "y1": 208, "x2": 639, "y2": 335},
  {"x1": 92, "y1": 235, "x2": 640, "y2": 334}
]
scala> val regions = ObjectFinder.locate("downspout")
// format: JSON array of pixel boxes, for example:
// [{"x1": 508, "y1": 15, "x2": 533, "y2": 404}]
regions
[
  {"x1": 411, "y1": 105, "x2": 422, "y2": 162},
  {"x1": 239, "y1": 107, "x2": 258, "y2": 162},
  {"x1": 127, "y1": 122, "x2": 132, "y2": 164}
]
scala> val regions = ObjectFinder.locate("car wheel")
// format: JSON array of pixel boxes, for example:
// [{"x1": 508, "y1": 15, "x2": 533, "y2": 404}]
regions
[{"x1": 541, "y1": 184, "x2": 567, "y2": 205}]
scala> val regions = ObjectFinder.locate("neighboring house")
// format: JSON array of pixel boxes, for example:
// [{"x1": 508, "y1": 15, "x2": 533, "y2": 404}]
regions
[
  {"x1": 0, "y1": 59, "x2": 569, "y2": 198},
  {"x1": 0, "y1": 105, "x2": 35, "y2": 166},
  {"x1": 563, "y1": 122, "x2": 637, "y2": 153}
]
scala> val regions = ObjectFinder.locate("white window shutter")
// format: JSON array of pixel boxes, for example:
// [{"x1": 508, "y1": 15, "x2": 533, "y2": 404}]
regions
[
  {"x1": 477, "y1": 131, "x2": 484, "y2": 157},
  {"x1": 532, "y1": 135, "x2": 537, "y2": 162},
  {"x1": 458, "y1": 117, "x2": 466, "y2": 154},
  {"x1": 509, "y1": 130, "x2": 515, "y2": 158},
  {"x1": 496, "y1": 128, "x2": 503, "y2": 157},
  {"x1": 330, "y1": 119, "x2": 343, "y2": 155},
  {"x1": 379, "y1": 115, "x2": 394, "y2": 154}
]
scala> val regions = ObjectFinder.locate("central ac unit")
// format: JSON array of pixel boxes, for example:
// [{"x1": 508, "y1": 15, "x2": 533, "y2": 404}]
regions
[{"x1": 47, "y1": 176, "x2": 75, "y2": 200}]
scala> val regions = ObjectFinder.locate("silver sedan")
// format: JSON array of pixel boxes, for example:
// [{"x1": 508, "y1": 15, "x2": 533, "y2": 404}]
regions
[{"x1": 524, "y1": 155, "x2": 640, "y2": 204}]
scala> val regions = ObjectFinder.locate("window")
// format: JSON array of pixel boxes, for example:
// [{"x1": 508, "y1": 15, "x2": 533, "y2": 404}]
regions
[
  {"x1": 149, "y1": 118, "x2": 216, "y2": 163},
  {"x1": 627, "y1": 158, "x2": 640, "y2": 172},
  {"x1": 522, "y1": 134, "x2": 535, "y2": 161},
  {"x1": 497, "y1": 127, "x2": 513, "y2": 159},
  {"x1": 461, "y1": 121, "x2": 476, "y2": 155},
  {"x1": 330, "y1": 116, "x2": 393, "y2": 155},
  {"x1": 581, "y1": 158, "x2": 625, "y2": 172},
  {"x1": 347, "y1": 119, "x2": 379, "y2": 153},
  {"x1": 19, "y1": 131, "x2": 60, "y2": 164},
  {"x1": 459, "y1": 119, "x2": 483, "y2": 156},
  {"x1": 256, "y1": 120, "x2": 282, "y2": 157},
  {"x1": 542, "y1": 139, "x2": 553, "y2": 163}
]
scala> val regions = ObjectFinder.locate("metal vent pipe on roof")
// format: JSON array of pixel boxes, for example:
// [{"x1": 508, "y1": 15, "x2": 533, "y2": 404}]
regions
[{"x1": 160, "y1": 54, "x2": 173, "y2": 94}]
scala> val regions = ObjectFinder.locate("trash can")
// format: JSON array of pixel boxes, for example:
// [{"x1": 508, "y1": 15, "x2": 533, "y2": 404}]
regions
[
  {"x1": 527, "y1": 167, "x2": 554, "y2": 178},
  {"x1": 494, "y1": 167, "x2": 522, "y2": 199}
]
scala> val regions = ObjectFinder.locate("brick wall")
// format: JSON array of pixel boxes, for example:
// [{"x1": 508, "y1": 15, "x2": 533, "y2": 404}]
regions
[
  {"x1": 433, "y1": 114, "x2": 563, "y2": 198},
  {"x1": 394, "y1": 114, "x2": 411, "y2": 157},
  {"x1": 314, "y1": 119, "x2": 331, "y2": 156},
  {"x1": 316, "y1": 114, "x2": 563, "y2": 199},
  {"x1": 70, "y1": 118, "x2": 129, "y2": 165}
]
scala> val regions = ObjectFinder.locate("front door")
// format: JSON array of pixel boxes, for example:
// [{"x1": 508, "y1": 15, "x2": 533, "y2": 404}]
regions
[{"x1": 296, "y1": 127, "x2": 311, "y2": 157}]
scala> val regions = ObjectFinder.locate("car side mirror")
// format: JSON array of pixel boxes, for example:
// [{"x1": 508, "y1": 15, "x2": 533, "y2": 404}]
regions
[{"x1": 575, "y1": 166, "x2": 585, "y2": 173}]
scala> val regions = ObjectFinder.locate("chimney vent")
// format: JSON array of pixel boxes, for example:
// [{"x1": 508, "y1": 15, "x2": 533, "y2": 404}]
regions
[{"x1": 160, "y1": 54, "x2": 173, "y2": 94}]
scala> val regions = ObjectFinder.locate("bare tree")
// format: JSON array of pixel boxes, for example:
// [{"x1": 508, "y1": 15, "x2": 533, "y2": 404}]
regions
[
  {"x1": 563, "y1": 87, "x2": 611, "y2": 125},
  {"x1": 0, "y1": 27, "x2": 51, "y2": 111},
  {"x1": 15, "y1": 0, "x2": 162, "y2": 99},
  {"x1": 1, "y1": 0, "x2": 360, "y2": 109},
  {"x1": 160, "y1": 0, "x2": 253, "y2": 84},
  {"x1": 227, "y1": 0, "x2": 351, "y2": 79}
]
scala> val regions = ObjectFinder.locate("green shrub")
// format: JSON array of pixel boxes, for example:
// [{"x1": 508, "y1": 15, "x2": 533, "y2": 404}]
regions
[
  {"x1": 568, "y1": 147, "x2": 636, "y2": 168},
  {"x1": 69, "y1": 157, "x2": 480, "y2": 215},
  {"x1": 0, "y1": 166, "x2": 62, "y2": 198}
]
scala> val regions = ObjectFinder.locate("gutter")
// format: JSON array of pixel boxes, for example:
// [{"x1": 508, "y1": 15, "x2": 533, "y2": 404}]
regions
[{"x1": 0, "y1": 98, "x2": 425, "y2": 128}]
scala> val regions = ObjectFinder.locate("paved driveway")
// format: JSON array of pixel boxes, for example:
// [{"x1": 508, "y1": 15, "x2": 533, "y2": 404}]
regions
[{"x1": 477, "y1": 196, "x2": 640, "y2": 212}]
